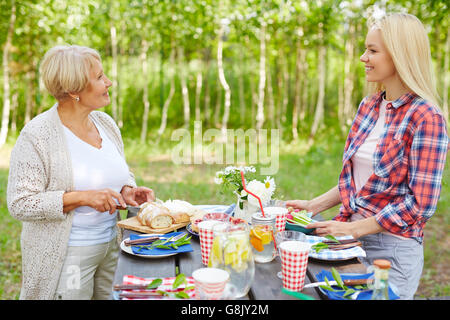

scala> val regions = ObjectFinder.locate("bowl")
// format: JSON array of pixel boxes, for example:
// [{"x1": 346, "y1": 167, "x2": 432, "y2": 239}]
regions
[
  {"x1": 203, "y1": 212, "x2": 231, "y2": 222},
  {"x1": 285, "y1": 221, "x2": 315, "y2": 235}
]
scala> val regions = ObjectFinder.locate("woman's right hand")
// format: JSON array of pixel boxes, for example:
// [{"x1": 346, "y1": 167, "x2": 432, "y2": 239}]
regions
[{"x1": 82, "y1": 188, "x2": 127, "y2": 214}]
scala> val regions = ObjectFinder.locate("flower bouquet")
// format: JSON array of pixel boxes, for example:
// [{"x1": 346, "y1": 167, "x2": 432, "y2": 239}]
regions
[{"x1": 214, "y1": 166, "x2": 276, "y2": 222}]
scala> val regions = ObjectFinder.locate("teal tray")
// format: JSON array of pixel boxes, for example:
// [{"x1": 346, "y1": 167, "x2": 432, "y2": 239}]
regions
[{"x1": 285, "y1": 221, "x2": 316, "y2": 235}]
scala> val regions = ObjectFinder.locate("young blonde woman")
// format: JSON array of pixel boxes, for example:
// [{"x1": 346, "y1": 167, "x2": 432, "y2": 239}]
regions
[
  {"x1": 287, "y1": 13, "x2": 448, "y2": 299},
  {"x1": 7, "y1": 45, "x2": 155, "y2": 299}
]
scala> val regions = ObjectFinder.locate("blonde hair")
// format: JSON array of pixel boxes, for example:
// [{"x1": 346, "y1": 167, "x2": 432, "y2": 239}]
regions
[
  {"x1": 39, "y1": 45, "x2": 101, "y2": 100},
  {"x1": 367, "y1": 13, "x2": 440, "y2": 108}
]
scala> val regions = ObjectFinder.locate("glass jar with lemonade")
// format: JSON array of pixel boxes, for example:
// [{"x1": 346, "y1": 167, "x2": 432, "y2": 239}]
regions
[
  {"x1": 208, "y1": 222, "x2": 255, "y2": 298},
  {"x1": 250, "y1": 212, "x2": 277, "y2": 263}
]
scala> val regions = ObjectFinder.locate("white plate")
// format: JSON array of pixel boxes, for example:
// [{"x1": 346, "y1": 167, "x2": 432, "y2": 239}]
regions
[{"x1": 120, "y1": 237, "x2": 178, "y2": 259}]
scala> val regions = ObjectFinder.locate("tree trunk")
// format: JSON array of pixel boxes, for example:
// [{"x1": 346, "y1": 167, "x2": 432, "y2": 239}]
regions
[
  {"x1": 214, "y1": 79, "x2": 222, "y2": 127},
  {"x1": 24, "y1": 71, "x2": 34, "y2": 125},
  {"x1": 266, "y1": 62, "x2": 275, "y2": 128},
  {"x1": 178, "y1": 47, "x2": 190, "y2": 128},
  {"x1": 0, "y1": 0, "x2": 16, "y2": 148},
  {"x1": 442, "y1": 26, "x2": 449, "y2": 122},
  {"x1": 256, "y1": 24, "x2": 266, "y2": 130},
  {"x1": 342, "y1": 22, "x2": 355, "y2": 131},
  {"x1": 292, "y1": 37, "x2": 304, "y2": 140},
  {"x1": 238, "y1": 54, "x2": 246, "y2": 125},
  {"x1": 195, "y1": 70, "x2": 203, "y2": 122},
  {"x1": 310, "y1": 24, "x2": 326, "y2": 138},
  {"x1": 157, "y1": 50, "x2": 176, "y2": 139},
  {"x1": 110, "y1": 23, "x2": 119, "y2": 126},
  {"x1": 140, "y1": 39, "x2": 150, "y2": 143},
  {"x1": 217, "y1": 24, "x2": 232, "y2": 137},
  {"x1": 281, "y1": 50, "x2": 289, "y2": 124},
  {"x1": 11, "y1": 87, "x2": 18, "y2": 134}
]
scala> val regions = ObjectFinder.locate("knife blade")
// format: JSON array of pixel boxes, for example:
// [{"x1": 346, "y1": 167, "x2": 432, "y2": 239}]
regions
[{"x1": 304, "y1": 278, "x2": 373, "y2": 289}]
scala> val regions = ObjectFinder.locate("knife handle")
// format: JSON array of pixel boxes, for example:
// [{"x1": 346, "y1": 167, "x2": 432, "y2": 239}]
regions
[{"x1": 343, "y1": 278, "x2": 373, "y2": 286}]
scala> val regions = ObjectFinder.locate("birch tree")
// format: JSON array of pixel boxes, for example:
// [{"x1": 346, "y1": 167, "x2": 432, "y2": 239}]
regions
[{"x1": 0, "y1": 0, "x2": 16, "y2": 148}]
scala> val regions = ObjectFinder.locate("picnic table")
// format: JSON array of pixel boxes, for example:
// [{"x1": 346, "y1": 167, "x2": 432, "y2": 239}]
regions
[{"x1": 112, "y1": 208, "x2": 367, "y2": 300}]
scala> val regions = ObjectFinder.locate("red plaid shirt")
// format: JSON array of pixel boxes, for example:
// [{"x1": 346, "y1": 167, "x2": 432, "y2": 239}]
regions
[{"x1": 335, "y1": 91, "x2": 449, "y2": 243}]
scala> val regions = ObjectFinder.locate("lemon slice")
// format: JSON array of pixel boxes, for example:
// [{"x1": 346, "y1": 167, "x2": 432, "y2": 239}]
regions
[{"x1": 209, "y1": 237, "x2": 223, "y2": 267}]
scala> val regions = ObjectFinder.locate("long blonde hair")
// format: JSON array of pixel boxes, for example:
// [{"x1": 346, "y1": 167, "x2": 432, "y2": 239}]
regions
[{"x1": 367, "y1": 13, "x2": 440, "y2": 109}]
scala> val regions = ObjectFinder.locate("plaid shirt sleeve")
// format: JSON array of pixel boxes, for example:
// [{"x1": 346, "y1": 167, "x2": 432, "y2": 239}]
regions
[{"x1": 374, "y1": 113, "x2": 449, "y2": 235}]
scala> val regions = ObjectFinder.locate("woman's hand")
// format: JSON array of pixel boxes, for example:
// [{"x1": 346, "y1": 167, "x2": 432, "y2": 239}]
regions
[
  {"x1": 307, "y1": 220, "x2": 354, "y2": 238},
  {"x1": 285, "y1": 200, "x2": 311, "y2": 212},
  {"x1": 120, "y1": 186, "x2": 155, "y2": 207},
  {"x1": 83, "y1": 188, "x2": 127, "y2": 214},
  {"x1": 307, "y1": 216, "x2": 384, "y2": 239}
]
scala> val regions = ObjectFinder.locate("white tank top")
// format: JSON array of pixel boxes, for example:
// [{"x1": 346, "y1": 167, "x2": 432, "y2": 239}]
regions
[
  {"x1": 64, "y1": 119, "x2": 130, "y2": 246},
  {"x1": 351, "y1": 98, "x2": 407, "y2": 240}
]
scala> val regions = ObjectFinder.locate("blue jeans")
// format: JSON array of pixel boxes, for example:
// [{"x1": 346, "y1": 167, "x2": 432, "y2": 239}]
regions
[{"x1": 359, "y1": 233, "x2": 424, "y2": 300}]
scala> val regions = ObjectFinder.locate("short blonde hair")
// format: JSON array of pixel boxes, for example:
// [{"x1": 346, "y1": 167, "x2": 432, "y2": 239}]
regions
[
  {"x1": 39, "y1": 45, "x2": 101, "y2": 100},
  {"x1": 367, "y1": 13, "x2": 440, "y2": 108}
]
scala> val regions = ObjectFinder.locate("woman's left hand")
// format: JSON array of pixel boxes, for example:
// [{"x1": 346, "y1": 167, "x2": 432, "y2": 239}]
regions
[
  {"x1": 121, "y1": 186, "x2": 155, "y2": 207},
  {"x1": 307, "y1": 220, "x2": 355, "y2": 238}
]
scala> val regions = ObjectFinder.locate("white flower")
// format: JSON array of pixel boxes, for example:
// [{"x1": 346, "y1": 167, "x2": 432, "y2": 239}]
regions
[
  {"x1": 245, "y1": 166, "x2": 256, "y2": 173},
  {"x1": 214, "y1": 171, "x2": 224, "y2": 184},
  {"x1": 224, "y1": 166, "x2": 237, "y2": 174},
  {"x1": 264, "y1": 176, "x2": 276, "y2": 195},
  {"x1": 246, "y1": 180, "x2": 271, "y2": 207}
]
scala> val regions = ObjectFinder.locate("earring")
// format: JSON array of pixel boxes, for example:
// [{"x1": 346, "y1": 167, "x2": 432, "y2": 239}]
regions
[{"x1": 75, "y1": 96, "x2": 80, "y2": 101}]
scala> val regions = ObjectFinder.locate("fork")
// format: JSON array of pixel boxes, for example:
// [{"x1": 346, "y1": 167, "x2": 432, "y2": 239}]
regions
[{"x1": 125, "y1": 232, "x2": 187, "y2": 246}]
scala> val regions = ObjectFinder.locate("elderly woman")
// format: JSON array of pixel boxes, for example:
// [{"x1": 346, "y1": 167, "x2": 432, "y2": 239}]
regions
[
  {"x1": 287, "y1": 13, "x2": 448, "y2": 299},
  {"x1": 7, "y1": 45, "x2": 155, "y2": 300}
]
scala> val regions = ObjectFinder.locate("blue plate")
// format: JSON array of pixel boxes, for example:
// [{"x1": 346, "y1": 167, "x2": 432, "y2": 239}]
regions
[
  {"x1": 285, "y1": 221, "x2": 315, "y2": 234},
  {"x1": 186, "y1": 223, "x2": 199, "y2": 237}
]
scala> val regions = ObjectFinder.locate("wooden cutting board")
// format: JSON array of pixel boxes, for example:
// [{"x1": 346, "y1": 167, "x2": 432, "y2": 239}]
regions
[{"x1": 117, "y1": 216, "x2": 189, "y2": 234}]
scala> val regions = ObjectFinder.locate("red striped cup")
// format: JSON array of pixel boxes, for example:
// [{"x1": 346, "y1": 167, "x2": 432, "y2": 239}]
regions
[
  {"x1": 279, "y1": 240, "x2": 311, "y2": 291},
  {"x1": 192, "y1": 268, "x2": 230, "y2": 300},
  {"x1": 264, "y1": 207, "x2": 288, "y2": 232},
  {"x1": 198, "y1": 220, "x2": 223, "y2": 265}
]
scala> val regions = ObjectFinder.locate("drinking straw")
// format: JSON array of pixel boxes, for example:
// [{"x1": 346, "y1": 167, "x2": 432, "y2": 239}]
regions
[
  {"x1": 240, "y1": 170, "x2": 265, "y2": 217},
  {"x1": 240, "y1": 171, "x2": 277, "y2": 251}
]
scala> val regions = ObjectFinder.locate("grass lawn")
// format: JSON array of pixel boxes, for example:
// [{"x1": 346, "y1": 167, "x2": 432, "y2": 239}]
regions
[{"x1": 0, "y1": 133, "x2": 448, "y2": 299}]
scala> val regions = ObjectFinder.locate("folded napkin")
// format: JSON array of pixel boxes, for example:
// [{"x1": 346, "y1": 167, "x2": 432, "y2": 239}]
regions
[
  {"x1": 315, "y1": 270, "x2": 400, "y2": 300},
  {"x1": 130, "y1": 231, "x2": 193, "y2": 256},
  {"x1": 119, "y1": 275, "x2": 196, "y2": 300},
  {"x1": 194, "y1": 204, "x2": 235, "y2": 214},
  {"x1": 306, "y1": 235, "x2": 366, "y2": 260}
]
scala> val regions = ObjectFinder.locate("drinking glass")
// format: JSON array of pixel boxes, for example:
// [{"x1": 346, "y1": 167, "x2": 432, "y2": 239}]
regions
[
  {"x1": 275, "y1": 230, "x2": 306, "y2": 279},
  {"x1": 208, "y1": 222, "x2": 255, "y2": 298}
]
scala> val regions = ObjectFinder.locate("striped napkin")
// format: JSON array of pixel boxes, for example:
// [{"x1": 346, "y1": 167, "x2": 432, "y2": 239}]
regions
[
  {"x1": 118, "y1": 275, "x2": 196, "y2": 300},
  {"x1": 305, "y1": 235, "x2": 366, "y2": 261}
]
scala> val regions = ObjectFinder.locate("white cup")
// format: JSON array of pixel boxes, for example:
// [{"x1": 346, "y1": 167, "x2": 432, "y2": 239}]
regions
[{"x1": 192, "y1": 267, "x2": 230, "y2": 300}]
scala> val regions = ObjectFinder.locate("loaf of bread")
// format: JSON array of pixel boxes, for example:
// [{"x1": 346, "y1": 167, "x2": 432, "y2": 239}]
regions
[
  {"x1": 162, "y1": 200, "x2": 196, "y2": 223},
  {"x1": 137, "y1": 202, "x2": 174, "y2": 229}
]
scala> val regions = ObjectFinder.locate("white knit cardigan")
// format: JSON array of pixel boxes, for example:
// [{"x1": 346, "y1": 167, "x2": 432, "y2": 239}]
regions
[{"x1": 7, "y1": 103, "x2": 137, "y2": 300}]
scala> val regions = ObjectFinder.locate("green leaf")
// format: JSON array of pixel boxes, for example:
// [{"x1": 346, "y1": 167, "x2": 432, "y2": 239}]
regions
[
  {"x1": 324, "y1": 235, "x2": 340, "y2": 243},
  {"x1": 311, "y1": 242, "x2": 328, "y2": 253},
  {"x1": 147, "y1": 278, "x2": 162, "y2": 289},
  {"x1": 331, "y1": 267, "x2": 345, "y2": 289},
  {"x1": 175, "y1": 291, "x2": 190, "y2": 299},
  {"x1": 173, "y1": 273, "x2": 186, "y2": 289},
  {"x1": 319, "y1": 285, "x2": 335, "y2": 292},
  {"x1": 343, "y1": 289, "x2": 356, "y2": 299}
]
